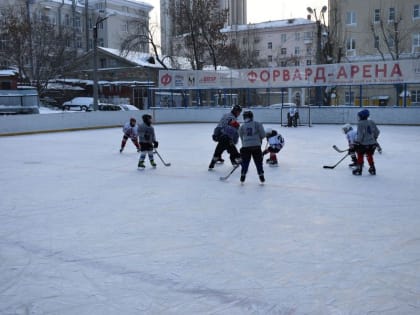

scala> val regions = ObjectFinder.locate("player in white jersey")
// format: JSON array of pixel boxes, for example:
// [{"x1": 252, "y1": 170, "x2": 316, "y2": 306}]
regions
[
  {"x1": 120, "y1": 117, "x2": 140, "y2": 153},
  {"x1": 263, "y1": 129, "x2": 285, "y2": 165},
  {"x1": 342, "y1": 124, "x2": 358, "y2": 167}
]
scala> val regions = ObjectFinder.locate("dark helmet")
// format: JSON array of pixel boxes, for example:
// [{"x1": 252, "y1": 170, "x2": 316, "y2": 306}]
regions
[
  {"x1": 231, "y1": 105, "x2": 242, "y2": 116},
  {"x1": 142, "y1": 114, "x2": 152, "y2": 125},
  {"x1": 358, "y1": 109, "x2": 370, "y2": 120},
  {"x1": 243, "y1": 110, "x2": 253, "y2": 121},
  {"x1": 265, "y1": 128, "x2": 277, "y2": 138}
]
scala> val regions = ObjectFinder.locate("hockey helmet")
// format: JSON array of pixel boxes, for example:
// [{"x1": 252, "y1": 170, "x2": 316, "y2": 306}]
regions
[
  {"x1": 231, "y1": 104, "x2": 242, "y2": 116},
  {"x1": 357, "y1": 109, "x2": 370, "y2": 120},
  {"x1": 342, "y1": 123, "x2": 352, "y2": 134},
  {"x1": 142, "y1": 114, "x2": 152, "y2": 125},
  {"x1": 243, "y1": 110, "x2": 253, "y2": 121},
  {"x1": 265, "y1": 128, "x2": 277, "y2": 138}
]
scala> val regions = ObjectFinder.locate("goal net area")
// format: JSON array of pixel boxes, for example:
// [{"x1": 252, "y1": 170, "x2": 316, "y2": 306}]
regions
[{"x1": 279, "y1": 104, "x2": 312, "y2": 127}]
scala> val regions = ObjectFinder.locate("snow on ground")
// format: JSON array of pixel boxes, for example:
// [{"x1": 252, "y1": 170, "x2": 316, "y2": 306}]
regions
[{"x1": 1, "y1": 123, "x2": 420, "y2": 315}]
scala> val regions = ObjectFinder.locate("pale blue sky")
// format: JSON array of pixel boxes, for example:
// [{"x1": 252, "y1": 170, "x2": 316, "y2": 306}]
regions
[{"x1": 144, "y1": 0, "x2": 327, "y2": 25}]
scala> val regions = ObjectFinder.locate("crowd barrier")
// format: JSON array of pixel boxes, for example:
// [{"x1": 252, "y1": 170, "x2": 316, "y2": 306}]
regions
[{"x1": 1, "y1": 106, "x2": 420, "y2": 136}]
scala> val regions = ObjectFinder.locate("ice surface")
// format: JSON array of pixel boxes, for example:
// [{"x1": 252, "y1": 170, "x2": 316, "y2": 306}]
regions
[{"x1": 1, "y1": 123, "x2": 420, "y2": 315}]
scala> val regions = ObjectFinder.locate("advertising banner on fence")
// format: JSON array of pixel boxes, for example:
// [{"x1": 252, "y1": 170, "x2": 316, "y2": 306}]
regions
[{"x1": 159, "y1": 59, "x2": 420, "y2": 89}]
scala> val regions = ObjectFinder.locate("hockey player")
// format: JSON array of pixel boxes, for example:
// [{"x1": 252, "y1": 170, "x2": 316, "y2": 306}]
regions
[
  {"x1": 342, "y1": 123, "x2": 358, "y2": 167},
  {"x1": 353, "y1": 109, "x2": 380, "y2": 175},
  {"x1": 263, "y1": 128, "x2": 285, "y2": 165},
  {"x1": 238, "y1": 110, "x2": 266, "y2": 183},
  {"x1": 209, "y1": 105, "x2": 242, "y2": 169},
  {"x1": 287, "y1": 105, "x2": 299, "y2": 127},
  {"x1": 120, "y1": 117, "x2": 140, "y2": 153},
  {"x1": 137, "y1": 114, "x2": 158, "y2": 169}
]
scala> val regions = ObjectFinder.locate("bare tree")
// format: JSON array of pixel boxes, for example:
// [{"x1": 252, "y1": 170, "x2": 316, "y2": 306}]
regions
[
  {"x1": 172, "y1": 0, "x2": 228, "y2": 70},
  {"x1": 120, "y1": 13, "x2": 168, "y2": 69},
  {"x1": 0, "y1": 5, "x2": 75, "y2": 93}
]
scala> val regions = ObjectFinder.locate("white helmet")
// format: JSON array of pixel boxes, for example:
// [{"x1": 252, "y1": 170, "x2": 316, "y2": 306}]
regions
[{"x1": 342, "y1": 123, "x2": 352, "y2": 134}]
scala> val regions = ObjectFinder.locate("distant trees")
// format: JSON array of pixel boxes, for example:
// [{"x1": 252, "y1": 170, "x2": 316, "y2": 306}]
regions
[
  {"x1": 0, "y1": 5, "x2": 75, "y2": 93},
  {"x1": 171, "y1": 0, "x2": 229, "y2": 70},
  {"x1": 120, "y1": 12, "x2": 168, "y2": 69}
]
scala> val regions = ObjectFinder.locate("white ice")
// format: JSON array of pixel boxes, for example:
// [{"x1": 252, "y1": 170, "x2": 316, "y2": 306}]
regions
[{"x1": 1, "y1": 123, "x2": 420, "y2": 315}]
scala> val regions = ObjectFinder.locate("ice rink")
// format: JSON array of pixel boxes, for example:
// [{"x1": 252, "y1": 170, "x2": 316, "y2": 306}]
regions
[{"x1": 1, "y1": 122, "x2": 420, "y2": 315}]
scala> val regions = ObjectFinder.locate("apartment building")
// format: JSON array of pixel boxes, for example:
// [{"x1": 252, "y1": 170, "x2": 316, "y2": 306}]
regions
[
  {"x1": 329, "y1": 0, "x2": 420, "y2": 62},
  {"x1": 0, "y1": 0, "x2": 152, "y2": 54},
  {"x1": 223, "y1": 18, "x2": 318, "y2": 68},
  {"x1": 160, "y1": 0, "x2": 246, "y2": 56},
  {"x1": 329, "y1": 0, "x2": 420, "y2": 106}
]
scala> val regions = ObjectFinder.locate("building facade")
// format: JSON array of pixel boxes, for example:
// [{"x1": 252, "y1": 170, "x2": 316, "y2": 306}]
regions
[
  {"x1": 160, "y1": 0, "x2": 246, "y2": 56},
  {"x1": 329, "y1": 0, "x2": 420, "y2": 105},
  {"x1": 0, "y1": 0, "x2": 152, "y2": 65}
]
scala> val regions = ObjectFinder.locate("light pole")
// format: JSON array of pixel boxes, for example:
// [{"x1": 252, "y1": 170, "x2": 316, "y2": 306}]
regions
[
  {"x1": 92, "y1": 14, "x2": 113, "y2": 111},
  {"x1": 307, "y1": 5, "x2": 327, "y2": 106}
]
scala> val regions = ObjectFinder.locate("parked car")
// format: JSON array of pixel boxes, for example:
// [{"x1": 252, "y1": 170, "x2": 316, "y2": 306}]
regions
[
  {"x1": 62, "y1": 97, "x2": 94, "y2": 111},
  {"x1": 98, "y1": 103, "x2": 124, "y2": 111},
  {"x1": 119, "y1": 104, "x2": 139, "y2": 111}
]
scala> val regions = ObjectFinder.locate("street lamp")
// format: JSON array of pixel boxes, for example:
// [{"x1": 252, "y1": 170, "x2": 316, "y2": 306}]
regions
[
  {"x1": 307, "y1": 5, "x2": 327, "y2": 106},
  {"x1": 92, "y1": 13, "x2": 113, "y2": 110}
]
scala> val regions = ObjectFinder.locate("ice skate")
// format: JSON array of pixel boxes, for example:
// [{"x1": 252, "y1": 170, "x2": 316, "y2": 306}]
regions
[
  {"x1": 368, "y1": 165, "x2": 376, "y2": 175},
  {"x1": 138, "y1": 160, "x2": 145, "y2": 168},
  {"x1": 352, "y1": 165, "x2": 362, "y2": 176},
  {"x1": 259, "y1": 173, "x2": 265, "y2": 183},
  {"x1": 240, "y1": 174, "x2": 246, "y2": 183},
  {"x1": 150, "y1": 160, "x2": 157, "y2": 168}
]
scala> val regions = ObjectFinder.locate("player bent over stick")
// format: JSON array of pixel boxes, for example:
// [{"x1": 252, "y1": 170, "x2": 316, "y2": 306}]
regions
[
  {"x1": 263, "y1": 128, "x2": 285, "y2": 165},
  {"x1": 120, "y1": 117, "x2": 140, "y2": 153}
]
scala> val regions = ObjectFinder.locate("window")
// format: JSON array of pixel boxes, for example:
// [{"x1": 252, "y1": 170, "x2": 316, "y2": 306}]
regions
[
  {"x1": 242, "y1": 37, "x2": 248, "y2": 45},
  {"x1": 411, "y1": 90, "x2": 420, "y2": 103},
  {"x1": 295, "y1": 60, "x2": 300, "y2": 66},
  {"x1": 346, "y1": 11, "x2": 357, "y2": 25},
  {"x1": 268, "y1": 55, "x2": 273, "y2": 62},
  {"x1": 346, "y1": 38, "x2": 356, "y2": 56},
  {"x1": 374, "y1": 9, "x2": 380, "y2": 23},
  {"x1": 347, "y1": 38, "x2": 356, "y2": 50},
  {"x1": 374, "y1": 35, "x2": 379, "y2": 49},
  {"x1": 294, "y1": 47, "x2": 300, "y2": 55},
  {"x1": 121, "y1": 22, "x2": 128, "y2": 32},
  {"x1": 295, "y1": 32, "x2": 300, "y2": 41},
  {"x1": 281, "y1": 47, "x2": 287, "y2": 55},
  {"x1": 389, "y1": 7, "x2": 395, "y2": 22},
  {"x1": 267, "y1": 42, "x2": 272, "y2": 49},
  {"x1": 345, "y1": 91, "x2": 355, "y2": 105},
  {"x1": 255, "y1": 50, "x2": 260, "y2": 57},
  {"x1": 414, "y1": 4, "x2": 420, "y2": 19},
  {"x1": 306, "y1": 60, "x2": 312, "y2": 65},
  {"x1": 306, "y1": 46, "x2": 312, "y2": 55},
  {"x1": 413, "y1": 33, "x2": 420, "y2": 49},
  {"x1": 304, "y1": 32, "x2": 313, "y2": 41},
  {"x1": 100, "y1": 58, "x2": 107, "y2": 68},
  {"x1": 281, "y1": 33, "x2": 287, "y2": 43},
  {"x1": 65, "y1": 14, "x2": 70, "y2": 26}
]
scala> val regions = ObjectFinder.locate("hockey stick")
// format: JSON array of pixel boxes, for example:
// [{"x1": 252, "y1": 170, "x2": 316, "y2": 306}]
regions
[
  {"x1": 323, "y1": 153, "x2": 349, "y2": 169},
  {"x1": 332, "y1": 145, "x2": 348, "y2": 153},
  {"x1": 219, "y1": 164, "x2": 240, "y2": 181},
  {"x1": 153, "y1": 149, "x2": 171, "y2": 166}
]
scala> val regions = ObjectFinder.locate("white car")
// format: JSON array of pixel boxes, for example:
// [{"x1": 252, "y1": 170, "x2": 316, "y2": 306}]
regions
[{"x1": 62, "y1": 97, "x2": 94, "y2": 111}]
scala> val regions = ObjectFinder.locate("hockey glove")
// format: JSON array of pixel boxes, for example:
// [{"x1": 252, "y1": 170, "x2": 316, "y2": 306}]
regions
[
  {"x1": 262, "y1": 149, "x2": 269, "y2": 155},
  {"x1": 153, "y1": 141, "x2": 159, "y2": 148}
]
